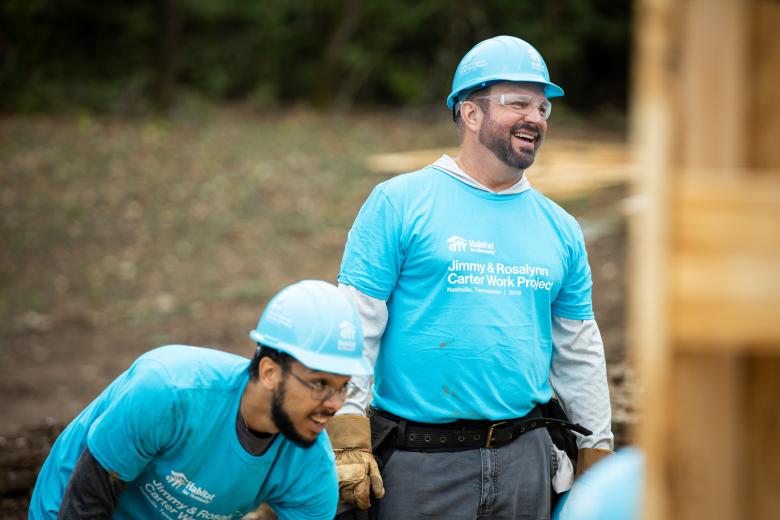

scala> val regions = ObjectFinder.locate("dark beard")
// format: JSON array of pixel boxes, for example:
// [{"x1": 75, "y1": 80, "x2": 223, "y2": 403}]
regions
[
  {"x1": 271, "y1": 379, "x2": 316, "y2": 448},
  {"x1": 478, "y1": 116, "x2": 539, "y2": 170}
]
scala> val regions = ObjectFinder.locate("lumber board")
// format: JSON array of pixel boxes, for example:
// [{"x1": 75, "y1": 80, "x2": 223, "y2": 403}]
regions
[{"x1": 669, "y1": 175, "x2": 780, "y2": 348}]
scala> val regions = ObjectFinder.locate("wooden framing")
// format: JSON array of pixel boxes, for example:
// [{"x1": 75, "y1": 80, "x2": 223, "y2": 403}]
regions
[{"x1": 630, "y1": 1, "x2": 780, "y2": 518}]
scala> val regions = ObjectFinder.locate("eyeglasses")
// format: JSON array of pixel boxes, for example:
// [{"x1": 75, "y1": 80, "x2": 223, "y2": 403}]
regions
[
  {"x1": 287, "y1": 370, "x2": 353, "y2": 402},
  {"x1": 470, "y1": 93, "x2": 552, "y2": 120}
]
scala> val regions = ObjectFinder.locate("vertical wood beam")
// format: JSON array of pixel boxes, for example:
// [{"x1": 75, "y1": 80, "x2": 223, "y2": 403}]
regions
[
  {"x1": 629, "y1": 1, "x2": 676, "y2": 518},
  {"x1": 745, "y1": 4, "x2": 780, "y2": 519},
  {"x1": 680, "y1": 0, "x2": 749, "y2": 170},
  {"x1": 670, "y1": 354, "x2": 743, "y2": 520},
  {"x1": 672, "y1": 2, "x2": 749, "y2": 519},
  {"x1": 746, "y1": 357, "x2": 780, "y2": 519},
  {"x1": 750, "y1": 1, "x2": 780, "y2": 169}
]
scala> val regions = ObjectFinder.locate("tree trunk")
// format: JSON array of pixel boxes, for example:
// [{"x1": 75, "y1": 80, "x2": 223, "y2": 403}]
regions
[{"x1": 154, "y1": 0, "x2": 180, "y2": 111}]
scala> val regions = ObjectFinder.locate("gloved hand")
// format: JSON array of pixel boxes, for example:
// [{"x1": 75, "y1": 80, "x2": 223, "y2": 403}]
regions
[
  {"x1": 575, "y1": 447, "x2": 613, "y2": 477},
  {"x1": 326, "y1": 415, "x2": 385, "y2": 510}
]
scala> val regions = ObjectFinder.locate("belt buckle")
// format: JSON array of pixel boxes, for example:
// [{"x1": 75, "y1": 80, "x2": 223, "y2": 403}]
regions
[{"x1": 485, "y1": 421, "x2": 508, "y2": 448}]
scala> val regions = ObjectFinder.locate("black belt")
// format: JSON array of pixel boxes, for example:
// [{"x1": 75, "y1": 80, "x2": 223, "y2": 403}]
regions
[{"x1": 372, "y1": 406, "x2": 592, "y2": 452}]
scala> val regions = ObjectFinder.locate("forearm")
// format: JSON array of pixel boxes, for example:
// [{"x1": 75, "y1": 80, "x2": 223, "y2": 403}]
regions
[
  {"x1": 58, "y1": 447, "x2": 126, "y2": 519},
  {"x1": 549, "y1": 316, "x2": 614, "y2": 450},
  {"x1": 327, "y1": 286, "x2": 389, "y2": 509},
  {"x1": 336, "y1": 284, "x2": 386, "y2": 416}
]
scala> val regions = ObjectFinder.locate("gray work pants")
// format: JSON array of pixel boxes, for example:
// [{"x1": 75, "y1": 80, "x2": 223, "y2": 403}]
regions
[{"x1": 373, "y1": 427, "x2": 553, "y2": 520}]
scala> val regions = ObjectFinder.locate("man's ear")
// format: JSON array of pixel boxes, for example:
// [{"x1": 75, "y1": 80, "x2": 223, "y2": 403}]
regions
[
  {"x1": 258, "y1": 357, "x2": 281, "y2": 390},
  {"x1": 459, "y1": 101, "x2": 484, "y2": 134}
]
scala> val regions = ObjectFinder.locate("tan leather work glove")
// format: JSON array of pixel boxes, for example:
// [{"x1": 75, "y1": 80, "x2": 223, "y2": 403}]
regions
[
  {"x1": 575, "y1": 447, "x2": 613, "y2": 477},
  {"x1": 326, "y1": 415, "x2": 385, "y2": 510}
]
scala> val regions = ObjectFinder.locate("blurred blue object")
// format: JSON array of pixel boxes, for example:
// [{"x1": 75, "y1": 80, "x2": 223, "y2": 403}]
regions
[{"x1": 553, "y1": 447, "x2": 644, "y2": 520}]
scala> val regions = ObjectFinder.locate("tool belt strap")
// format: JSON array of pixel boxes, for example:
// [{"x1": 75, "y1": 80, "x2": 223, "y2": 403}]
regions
[{"x1": 373, "y1": 406, "x2": 591, "y2": 452}]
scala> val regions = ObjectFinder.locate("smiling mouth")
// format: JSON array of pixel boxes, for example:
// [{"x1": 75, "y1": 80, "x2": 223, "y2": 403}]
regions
[
  {"x1": 310, "y1": 413, "x2": 331, "y2": 427},
  {"x1": 512, "y1": 129, "x2": 538, "y2": 143}
]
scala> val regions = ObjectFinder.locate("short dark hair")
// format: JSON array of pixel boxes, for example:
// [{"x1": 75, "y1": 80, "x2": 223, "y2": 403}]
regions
[
  {"x1": 454, "y1": 87, "x2": 491, "y2": 131},
  {"x1": 249, "y1": 345, "x2": 293, "y2": 380}
]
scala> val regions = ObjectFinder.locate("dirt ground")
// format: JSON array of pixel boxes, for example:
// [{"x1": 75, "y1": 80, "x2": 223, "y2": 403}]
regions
[{"x1": 0, "y1": 108, "x2": 635, "y2": 517}]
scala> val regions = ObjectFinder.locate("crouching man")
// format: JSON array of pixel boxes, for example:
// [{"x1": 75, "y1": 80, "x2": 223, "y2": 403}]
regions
[{"x1": 30, "y1": 280, "x2": 372, "y2": 520}]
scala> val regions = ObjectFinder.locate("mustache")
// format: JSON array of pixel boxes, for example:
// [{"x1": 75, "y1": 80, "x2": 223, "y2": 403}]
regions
[
  {"x1": 312, "y1": 408, "x2": 336, "y2": 417},
  {"x1": 510, "y1": 124, "x2": 541, "y2": 140}
]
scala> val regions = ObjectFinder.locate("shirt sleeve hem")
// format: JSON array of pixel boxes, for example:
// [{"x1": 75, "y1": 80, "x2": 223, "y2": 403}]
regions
[
  {"x1": 85, "y1": 438, "x2": 133, "y2": 483},
  {"x1": 336, "y1": 275, "x2": 391, "y2": 301},
  {"x1": 551, "y1": 308, "x2": 595, "y2": 321}
]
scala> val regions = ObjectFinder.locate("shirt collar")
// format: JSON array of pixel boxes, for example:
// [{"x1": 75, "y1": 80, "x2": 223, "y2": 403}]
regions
[{"x1": 430, "y1": 154, "x2": 532, "y2": 195}]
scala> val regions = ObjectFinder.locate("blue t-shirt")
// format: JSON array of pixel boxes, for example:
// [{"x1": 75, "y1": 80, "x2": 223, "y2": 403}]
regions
[
  {"x1": 29, "y1": 345, "x2": 338, "y2": 520},
  {"x1": 339, "y1": 167, "x2": 594, "y2": 423}
]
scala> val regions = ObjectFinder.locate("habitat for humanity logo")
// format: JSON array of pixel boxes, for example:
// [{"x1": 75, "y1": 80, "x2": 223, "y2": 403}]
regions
[
  {"x1": 527, "y1": 48, "x2": 545, "y2": 73},
  {"x1": 337, "y1": 320, "x2": 357, "y2": 351},
  {"x1": 447, "y1": 235, "x2": 495, "y2": 255},
  {"x1": 459, "y1": 55, "x2": 488, "y2": 75},
  {"x1": 165, "y1": 470, "x2": 216, "y2": 504}
]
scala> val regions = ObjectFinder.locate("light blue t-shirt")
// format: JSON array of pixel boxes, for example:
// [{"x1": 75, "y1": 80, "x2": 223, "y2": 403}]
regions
[
  {"x1": 339, "y1": 167, "x2": 594, "y2": 423},
  {"x1": 29, "y1": 345, "x2": 338, "y2": 520}
]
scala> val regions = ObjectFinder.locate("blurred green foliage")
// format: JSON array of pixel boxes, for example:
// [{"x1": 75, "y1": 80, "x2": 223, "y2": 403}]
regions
[{"x1": 0, "y1": 0, "x2": 630, "y2": 114}]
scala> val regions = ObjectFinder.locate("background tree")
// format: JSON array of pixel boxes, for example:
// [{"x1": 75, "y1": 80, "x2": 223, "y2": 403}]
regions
[{"x1": 0, "y1": 0, "x2": 630, "y2": 114}]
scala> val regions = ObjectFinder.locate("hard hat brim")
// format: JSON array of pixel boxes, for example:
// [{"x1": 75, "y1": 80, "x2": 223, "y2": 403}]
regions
[
  {"x1": 447, "y1": 74, "x2": 565, "y2": 109},
  {"x1": 250, "y1": 330, "x2": 373, "y2": 377}
]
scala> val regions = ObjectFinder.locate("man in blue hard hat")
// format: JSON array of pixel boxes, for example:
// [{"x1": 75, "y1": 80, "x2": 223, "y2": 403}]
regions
[
  {"x1": 329, "y1": 36, "x2": 614, "y2": 519},
  {"x1": 30, "y1": 280, "x2": 372, "y2": 520}
]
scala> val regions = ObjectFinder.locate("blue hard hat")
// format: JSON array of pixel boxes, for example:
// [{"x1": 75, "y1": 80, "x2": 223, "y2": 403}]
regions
[
  {"x1": 447, "y1": 35, "x2": 564, "y2": 110},
  {"x1": 249, "y1": 280, "x2": 372, "y2": 377},
  {"x1": 553, "y1": 447, "x2": 644, "y2": 520}
]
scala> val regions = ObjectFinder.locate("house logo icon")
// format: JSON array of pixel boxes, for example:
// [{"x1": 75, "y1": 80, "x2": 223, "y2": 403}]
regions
[
  {"x1": 337, "y1": 321, "x2": 357, "y2": 351},
  {"x1": 167, "y1": 470, "x2": 188, "y2": 490},
  {"x1": 339, "y1": 321, "x2": 356, "y2": 341},
  {"x1": 447, "y1": 235, "x2": 468, "y2": 252}
]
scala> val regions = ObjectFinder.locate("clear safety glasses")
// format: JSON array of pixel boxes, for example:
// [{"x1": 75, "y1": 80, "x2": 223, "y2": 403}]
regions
[
  {"x1": 470, "y1": 93, "x2": 552, "y2": 120},
  {"x1": 288, "y1": 370, "x2": 354, "y2": 402}
]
